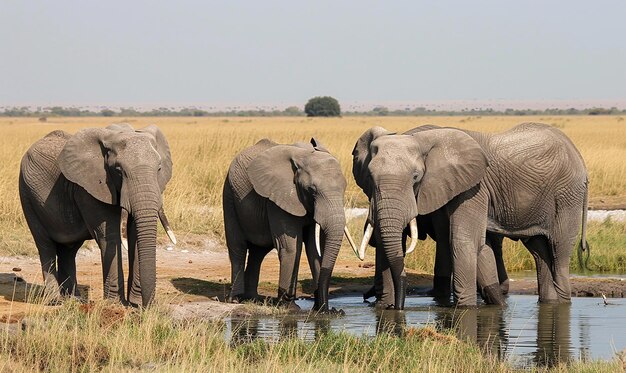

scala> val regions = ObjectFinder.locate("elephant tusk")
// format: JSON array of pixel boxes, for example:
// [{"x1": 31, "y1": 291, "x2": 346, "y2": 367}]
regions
[
  {"x1": 158, "y1": 207, "x2": 177, "y2": 245},
  {"x1": 344, "y1": 226, "x2": 358, "y2": 258},
  {"x1": 358, "y1": 223, "x2": 374, "y2": 261},
  {"x1": 406, "y1": 218, "x2": 418, "y2": 254},
  {"x1": 315, "y1": 223, "x2": 322, "y2": 257}
]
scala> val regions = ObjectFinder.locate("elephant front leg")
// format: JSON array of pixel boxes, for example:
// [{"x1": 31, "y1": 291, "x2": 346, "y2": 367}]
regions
[
  {"x1": 448, "y1": 186, "x2": 496, "y2": 307},
  {"x1": 303, "y1": 226, "x2": 322, "y2": 304},
  {"x1": 268, "y1": 204, "x2": 304, "y2": 309},
  {"x1": 243, "y1": 245, "x2": 273, "y2": 301},
  {"x1": 57, "y1": 242, "x2": 83, "y2": 298}
]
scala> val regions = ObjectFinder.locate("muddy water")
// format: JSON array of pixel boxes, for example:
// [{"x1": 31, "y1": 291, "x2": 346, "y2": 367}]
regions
[{"x1": 226, "y1": 295, "x2": 626, "y2": 368}]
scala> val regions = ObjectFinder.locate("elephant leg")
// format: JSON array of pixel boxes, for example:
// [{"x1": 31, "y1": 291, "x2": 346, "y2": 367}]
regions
[
  {"x1": 37, "y1": 241, "x2": 60, "y2": 301},
  {"x1": 476, "y1": 244, "x2": 505, "y2": 305},
  {"x1": 268, "y1": 204, "x2": 304, "y2": 305},
  {"x1": 487, "y1": 234, "x2": 509, "y2": 294},
  {"x1": 243, "y1": 244, "x2": 273, "y2": 300},
  {"x1": 448, "y1": 186, "x2": 496, "y2": 306},
  {"x1": 523, "y1": 236, "x2": 559, "y2": 302},
  {"x1": 303, "y1": 225, "x2": 321, "y2": 294},
  {"x1": 549, "y1": 214, "x2": 578, "y2": 303},
  {"x1": 76, "y1": 198, "x2": 125, "y2": 303},
  {"x1": 431, "y1": 210, "x2": 452, "y2": 298},
  {"x1": 21, "y1": 201, "x2": 61, "y2": 300},
  {"x1": 223, "y1": 185, "x2": 247, "y2": 302},
  {"x1": 57, "y1": 242, "x2": 82, "y2": 297}
]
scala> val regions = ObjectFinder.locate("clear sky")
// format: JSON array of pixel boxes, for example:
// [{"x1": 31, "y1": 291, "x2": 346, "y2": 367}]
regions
[{"x1": 1, "y1": 1, "x2": 625, "y2": 108}]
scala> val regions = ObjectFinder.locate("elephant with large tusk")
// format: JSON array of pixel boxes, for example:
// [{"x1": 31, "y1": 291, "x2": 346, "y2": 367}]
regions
[
  {"x1": 352, "y1": 123, "x2": 588, "y2": 309},
  {"x1": 223, "y1": 138, "x2": 356, "y2": 312},
  {"x1": 19, "y1": 123, "x2": 175, "y2": 307}
]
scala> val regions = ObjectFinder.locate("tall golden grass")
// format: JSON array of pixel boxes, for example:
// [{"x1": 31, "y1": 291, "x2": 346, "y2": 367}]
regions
[{"x1": 1, "y1": 116, "x2": 625, "y2": 263}]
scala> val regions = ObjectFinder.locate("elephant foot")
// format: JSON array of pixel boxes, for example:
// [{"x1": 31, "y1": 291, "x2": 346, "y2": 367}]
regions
[
  {"x1": 480, "y1": 283, "x2": 506, "y2": 306},
  {"x1": 428, "y1": 276, "x2": 452, "y2": 298},
  {"x1": 499, "y1": 279, "x2": 510, "y2": 295},
  {"x1": 363, "y1": 285, "x2": 377, "y2": 302}
]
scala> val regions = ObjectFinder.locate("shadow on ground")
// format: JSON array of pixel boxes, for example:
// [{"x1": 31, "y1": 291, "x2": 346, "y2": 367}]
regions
[
  {"x1": 0, "y1": 273, "x2": 90, "y2": 304},
  {"x1": 171, "y1": 272, "x2": 433, "y2": 301}
]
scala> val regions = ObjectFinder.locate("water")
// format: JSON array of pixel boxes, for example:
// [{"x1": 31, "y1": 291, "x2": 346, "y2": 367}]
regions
[{"x1": 225, "y1": 295, "x2": 626, "y2": 368}]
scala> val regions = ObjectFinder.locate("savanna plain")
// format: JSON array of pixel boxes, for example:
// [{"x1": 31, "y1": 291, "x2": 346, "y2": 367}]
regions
[{"x1": 1, "y1": 116, "x2": 625, "y2": 372}]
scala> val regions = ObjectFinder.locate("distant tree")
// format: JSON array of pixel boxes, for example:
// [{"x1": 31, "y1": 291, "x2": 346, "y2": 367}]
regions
[
  {"x1": 372, "y1": 106, "x2": 389, "y2": 116},
  {"x1": 284, "y1": 106, "x2": 303, "y2": 116},
  {"x1": 101, "y1": 109, "x2": 115, "y2": 117},
  {"x1": 304, "y1": 96, "x2": 341, "y2": 117}
]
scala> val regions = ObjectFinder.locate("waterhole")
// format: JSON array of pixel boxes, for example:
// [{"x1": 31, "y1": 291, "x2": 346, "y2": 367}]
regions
[{"x1": 225, "y1": 294, "x2": 626, "y2": 368}]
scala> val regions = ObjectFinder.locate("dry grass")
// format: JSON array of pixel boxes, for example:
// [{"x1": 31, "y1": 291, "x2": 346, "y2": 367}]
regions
[
  {"x1": 0, "y1": 298, "x2": 621, "y2": 372},
  {"x1": 1, "y1": 116, "x2": 625, "y2": 267}
]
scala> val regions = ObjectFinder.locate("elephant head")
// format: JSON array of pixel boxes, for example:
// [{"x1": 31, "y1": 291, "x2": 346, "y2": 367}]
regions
[
  {"x1": 58, "y1": 124, "x2": 174, "y2": 307},
  {"x1": 247, "y1": 138, "x2": 352, "y2": 311},
  {"x1": 352, "y1": 126, "x2": 488, "y2": 309}
]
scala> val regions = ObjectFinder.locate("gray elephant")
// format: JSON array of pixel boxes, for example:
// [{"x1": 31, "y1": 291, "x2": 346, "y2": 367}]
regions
[
  {"x1": 223, "y1": 138, "x2": 357, "y2": 312},
  {"x1": 352, "y1": 123, "x2": 588, "y2": 308},
  {"x1": 19, "y1": 124, "x2": 175, "y2": 307}
]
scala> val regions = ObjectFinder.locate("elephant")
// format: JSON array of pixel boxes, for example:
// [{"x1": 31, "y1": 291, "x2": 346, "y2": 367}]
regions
[
  {"x1": 19, "y1": 123, "x2": 176, "y2": 307},
  {"x1": 223, "y1": 138, "x2": 357, "y2": 312},
  {"x1": 352, "y1": 123, "x2": 588, "y2": 308}
]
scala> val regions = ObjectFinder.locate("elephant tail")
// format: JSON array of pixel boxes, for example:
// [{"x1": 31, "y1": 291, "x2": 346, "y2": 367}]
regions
[{"x1": 576, "y1": 180, "x2": 590, "y2": 270}]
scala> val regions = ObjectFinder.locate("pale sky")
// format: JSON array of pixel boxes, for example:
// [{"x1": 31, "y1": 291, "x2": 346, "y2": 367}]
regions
[{"x1": 1, "y1": 1, "x2": 625, "y2": 108}]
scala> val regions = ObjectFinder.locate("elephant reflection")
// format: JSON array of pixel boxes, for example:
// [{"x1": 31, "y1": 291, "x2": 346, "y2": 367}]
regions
[
  {"x1": 434, "y1": 303, "x2": 572, "y2": 367},
  {"x1": 376, "y1": 309, "x2": 406, "y2": 336},
  {"x1": 230, "y1": 318, "x2": 261, "y2": 347},
  {"x1": 435, "y1": 307, "x2": 508, "y2": 359},
  {"x1": 535, "y1": 304, "x2": 571, "y2": 367}
]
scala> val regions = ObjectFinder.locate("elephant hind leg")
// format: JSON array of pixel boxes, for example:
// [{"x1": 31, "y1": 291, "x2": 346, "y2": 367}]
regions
[
  {"x1": 57, "y1": 242, "x2": 83, "y2": 297},
  {"x1": 487, "y1": 234, "x2": 509, "y2": 294},
  {"x1": 243, "y1": 244, "x2": 273, "y2": 300},
  {"x1": 523, "y1": 236, "x2": 559, "y2": 302},
  {"x1": 476, "y1": 244, "x2": 505, "y2": 305}
]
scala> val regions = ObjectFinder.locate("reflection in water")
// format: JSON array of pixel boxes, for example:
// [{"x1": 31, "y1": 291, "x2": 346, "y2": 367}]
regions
[
  {"x1": 376, "y1": 309, "x2": 406, "y2": 337},
  {"x1": 434, "y1": 306, "x2": 508, "y2": 359},
  {"x1": 224, "y1": 295, "x2": 625, "y2": 368},
  {"x1": 535, "y1": 303, "x2": 571, "y2": 367}
]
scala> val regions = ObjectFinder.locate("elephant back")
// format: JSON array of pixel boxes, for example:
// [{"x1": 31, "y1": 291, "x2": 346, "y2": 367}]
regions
[
  {"x1": 20, "y1": 130, "x2": 72, "y2": 184},
  {"x1": 227, "y1": 139, "x2": 277, "y2": 200}
]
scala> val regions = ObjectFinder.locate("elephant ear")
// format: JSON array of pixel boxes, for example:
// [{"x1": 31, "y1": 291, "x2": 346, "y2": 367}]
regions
[
  {"x1": 58, "y1": 128, "x2": 115, "y2": 204},
  {"x1": 413, "y1": 129, "x2": 488, "y2": 215},
  {"x1": 247, "y1": 145, "x2": 310, "y2": 217},
  {"x1": 310, "y1": 137, "x2": 330, "y2": 153},
  {"x1": 136, "y1": 125, "x2": 173, "y2": 192},
  {"x1": 352, "y1": 126, "x2": 395, "y2": 197}
]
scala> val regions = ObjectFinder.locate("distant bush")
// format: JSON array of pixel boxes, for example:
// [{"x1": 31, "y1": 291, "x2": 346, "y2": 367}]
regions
[
  {"x1": 284, "y1": 106, "x2": 303, "y2": 116},
  {"x1": 101, "y1": 109, "x2": 115, "y2": 117},
  {"x1": 304, "y1": 96, "x2": 341, "y2": 117}
]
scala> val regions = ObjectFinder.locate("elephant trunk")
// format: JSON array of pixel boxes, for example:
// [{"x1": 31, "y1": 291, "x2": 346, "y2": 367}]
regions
[
  {"x1": 126, "y1": 170, "x2": 161, "y2": 307},
  {"x1": 314, "y1": 198, "x2": 346, "y2": 312},
  {"x1": 373, "y1": 190, "x2": 417, "y2": 310}
]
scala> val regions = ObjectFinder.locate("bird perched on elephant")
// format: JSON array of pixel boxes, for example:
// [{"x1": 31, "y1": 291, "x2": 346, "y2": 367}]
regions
[
  {"x1": 352, "y1": 123, "x2": 588, "y2": 309},
  {"x1": 223, "y1": 138, "x2": 357, "y2": 312},
  {"x1": 19, "y1": 123, "x2": 176, "y2": 307}
]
